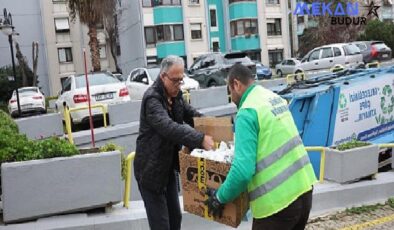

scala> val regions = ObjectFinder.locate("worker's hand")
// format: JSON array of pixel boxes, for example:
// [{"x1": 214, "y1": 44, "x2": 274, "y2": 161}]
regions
[
  {"x1": 202, "y1": 135, "x2": 214, "y2": 150},
  {"x1": 204, "y1": 188, "x2": 224, "y2": 218}
]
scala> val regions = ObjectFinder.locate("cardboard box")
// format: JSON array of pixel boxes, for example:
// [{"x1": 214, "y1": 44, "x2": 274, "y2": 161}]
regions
[{"x1": 179, "y1": 117, "x2": 249, "y2": 228}]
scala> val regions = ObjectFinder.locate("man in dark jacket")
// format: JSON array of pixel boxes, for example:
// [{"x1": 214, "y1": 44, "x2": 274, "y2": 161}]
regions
[{"x1": 134, "y1": 55, "x2": 214, "y2": 230}]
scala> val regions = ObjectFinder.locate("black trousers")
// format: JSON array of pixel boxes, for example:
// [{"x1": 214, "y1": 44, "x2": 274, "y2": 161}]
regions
[
  {"x1": 138, "y1": 171, "x2": 182, "y2": 230},
  {"x1": 252, "y1": 189, "x2": 313, "y2": 230}
]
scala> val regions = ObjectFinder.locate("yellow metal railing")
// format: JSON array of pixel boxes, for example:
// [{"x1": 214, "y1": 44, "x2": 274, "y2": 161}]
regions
[
  {"x1": 183, "y1": 90, "x2": 191, "y2": 104},
  {"x1": 63, "y1": 104, "x2": 108, "y2": 144},
  {"x1": 286, "y1": 72, "x2": 305, "y2": 84},
  {"x1": 123, "y1": 152, "x2": 136, "y2": 208},
  {"x1": 305, "y1": 146, "x2": 326, "y2": 183},
  {"x1": 63, "y1": 104, "x2": 74, "y2": 144},
  {"x1": 366, "y1": 61, "x2": 380, "y2": 68}
]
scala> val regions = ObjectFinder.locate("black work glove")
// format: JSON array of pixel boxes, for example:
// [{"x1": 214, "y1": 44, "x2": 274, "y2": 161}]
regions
[{"x1": 204, "y1": 188, "x2": 224, "y2": 218}]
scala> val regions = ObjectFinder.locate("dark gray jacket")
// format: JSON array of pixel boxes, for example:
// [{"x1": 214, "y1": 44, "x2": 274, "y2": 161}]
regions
[{"x1": 134, "y1": 79, "x2": 204, "y2": 193}]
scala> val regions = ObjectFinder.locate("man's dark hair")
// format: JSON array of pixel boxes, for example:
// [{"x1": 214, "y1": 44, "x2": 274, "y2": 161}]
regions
[{"x1": 228, "y1": 63, "x2": 254, "y2": 86}]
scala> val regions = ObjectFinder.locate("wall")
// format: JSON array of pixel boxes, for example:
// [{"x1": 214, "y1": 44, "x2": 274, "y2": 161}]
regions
[{"x1": 0, "y1": 0, "x2": 50, "y2": 95}]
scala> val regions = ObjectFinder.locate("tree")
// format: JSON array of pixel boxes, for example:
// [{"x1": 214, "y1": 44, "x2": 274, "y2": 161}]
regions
[
  {"x1": 297, "y1": 0, "x2": 366, "y2": 57},
  {"x1": 68, "y1": 0, "x2": 118, "y2": 72},
  {"x1": 359, "y1": 20, "x2": 394, "y2": 51},
  {"x1": 32, "y1": 41, "x2": 39, "y2": 86},
  {"x1": 103, "y1": 2, "x2": 122, "y2": 73},
  {"x1": 14, "y1": 42, "x2": 29, "y2": 86}
]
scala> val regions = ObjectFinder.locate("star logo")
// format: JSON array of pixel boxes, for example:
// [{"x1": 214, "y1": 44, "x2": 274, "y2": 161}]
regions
[{"x1": 365, "y1": 1, "x2": 380, "y2": 18}]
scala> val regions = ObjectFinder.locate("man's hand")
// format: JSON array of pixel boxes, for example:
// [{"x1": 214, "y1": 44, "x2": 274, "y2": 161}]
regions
[
  {"x1": 204, "y1": 188, "x2": 224, "y2": 218},
  {"x1": 202, "y1": 135, "x2": 214, "y2": 150}
]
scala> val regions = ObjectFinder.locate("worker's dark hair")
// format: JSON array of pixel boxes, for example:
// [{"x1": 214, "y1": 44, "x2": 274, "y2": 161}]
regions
[{"x1": 228, "y1": 63, "x2": 254, "y2": 86}]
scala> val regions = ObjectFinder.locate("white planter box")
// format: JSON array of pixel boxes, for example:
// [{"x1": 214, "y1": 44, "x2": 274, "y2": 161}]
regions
[
  {"x1": 324, "y1": 145, "x2": 379, "y2": 183},
  {"x1": 1, "y1": 151, "x2": 122, "y2": 223}
]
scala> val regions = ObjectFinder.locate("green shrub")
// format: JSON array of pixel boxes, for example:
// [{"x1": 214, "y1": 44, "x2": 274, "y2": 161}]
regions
[
  {"x1": 336, "y1": 140, "x2": 371, "y2": 151},
  {"x1": 0, "y1": 111, "x2": 78, "y2": 164},
  {"x1": 0, "y1": 109, "x2": 18, "y2": 133},
  {"x1": 100, "y1": 143, "x2": 127, "y2": 180}
]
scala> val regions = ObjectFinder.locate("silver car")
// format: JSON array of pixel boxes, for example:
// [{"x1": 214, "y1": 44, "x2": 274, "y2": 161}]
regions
[
  {"x1": 297, "y1": 43, "x2": 363, "y2": 73},
  {"x1": 275, "y1": 58, "x2": 301, "y2": 78}
]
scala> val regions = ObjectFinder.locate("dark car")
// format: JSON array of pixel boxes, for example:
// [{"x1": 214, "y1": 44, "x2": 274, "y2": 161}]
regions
[
  {"x1": 255, "y1": 62, "x2": 272, "y2": 80},
  {"x1": 187, "y1": 52, "x2": 256, "y2": 88},
  {"x1": 354, "y1": 41, "x2": 392, "y2": 63}
]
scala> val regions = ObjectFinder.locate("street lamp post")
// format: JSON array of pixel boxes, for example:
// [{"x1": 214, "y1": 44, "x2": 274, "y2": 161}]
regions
[{"x1": 1, "y1": 8, "x2": 21, "y2": 116}]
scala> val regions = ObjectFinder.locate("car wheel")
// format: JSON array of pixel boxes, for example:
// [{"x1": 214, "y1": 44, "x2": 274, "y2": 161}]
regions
[
  {"x1": 208, "y1": 80, "x2": 217, "y2": 87},
  {"x1": 277, "y1": 70, "x2": 283, "y2": 78}
]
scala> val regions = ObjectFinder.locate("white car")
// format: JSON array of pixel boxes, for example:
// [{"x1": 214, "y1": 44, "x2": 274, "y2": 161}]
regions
[
  {"x1": 8, "y1": 87, "x2": 46, "y2": 118},
  {"x1": 55, "y1": 72, "x2": 130, "y2": 125},
  {"x1": 126, "y1": 67, "x2": 200, "y2": 100},
  {"x1": 275, "y1": 58, "x2": 302, "y2": 78}
]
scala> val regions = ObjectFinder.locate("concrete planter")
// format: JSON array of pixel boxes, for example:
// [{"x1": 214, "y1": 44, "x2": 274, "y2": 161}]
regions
[
  {"x1": 1, "y1": 151, "x2": 122, "y2": 224},
  {"x1": 324, "y1": 145, "x2": 379, "y2": 183}
]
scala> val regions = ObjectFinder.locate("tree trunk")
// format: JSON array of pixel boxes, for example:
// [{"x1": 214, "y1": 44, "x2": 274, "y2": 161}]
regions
[
  {"x1": 107, "y1": 28, "x2": 121, "y2": 73},
  {"x1": 88, "y1": 24, "x2": 101, "y2": 72},
  {"x1": 32, "y1": 41, "x2": 39, "y2": 86},
  {"x1": 15, "y1": 42, "x2": 28, "y2": 87}
]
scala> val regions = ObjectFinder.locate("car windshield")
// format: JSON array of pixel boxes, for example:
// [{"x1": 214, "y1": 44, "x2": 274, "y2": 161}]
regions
[
  {"x1": 225, "y1": 56, "x2": 254, "y2": 65},
  {"x1": 147, "y1": 68, "x2": 161, "y2": 81},
  {"x1": 75, "y1": 73, "x2": 120, "y2": 88},
  {"x1": 17, "y1": 88, "x2": 38, "y2": 95},
  {"x1": 343, "y1": 44, "x2": 361, "y2": 55},
  {"x1": 373, "y1": 43, "x2": 388, "y2": 49}
]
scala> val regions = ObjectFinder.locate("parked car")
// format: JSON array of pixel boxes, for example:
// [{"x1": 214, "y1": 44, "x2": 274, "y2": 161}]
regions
[
  {"x1": 275, "y1": 58, "x2": 302, "y2": 78},
  {"x1": 297, "y1": 43, "x2": 363, "y2": 73},
  {"x1": 255, "y1": 62, "x2": 272, "y2": 80},
  {"x1": 55, "y1": 72, "x2": 130, "y2": 125},
  {"x1": 354, "y1": 41, "x2": 392, "y2": 63},
  {"x1": 187, "y1": 52, "x2": 256, "y2": 88},
  {"x1": 126, "y1": 67, "x2": 200, "y2": 100},
  {"x1": 112, "y1": 72, "x2": 127, "y2": 82},
  {"x1": 8, "y1": 87, "x2": 46, "y2": 118}
]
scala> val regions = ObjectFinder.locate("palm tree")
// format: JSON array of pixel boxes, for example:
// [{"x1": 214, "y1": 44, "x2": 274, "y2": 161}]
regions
[{"x1": 68, "y1": 0, "x2": 117, "y2": 72}]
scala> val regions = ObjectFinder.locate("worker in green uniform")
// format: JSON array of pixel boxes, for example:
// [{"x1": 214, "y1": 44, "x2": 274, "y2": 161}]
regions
[{"x1": 205, "y1": 63, "x2": 317, "y2": 230}]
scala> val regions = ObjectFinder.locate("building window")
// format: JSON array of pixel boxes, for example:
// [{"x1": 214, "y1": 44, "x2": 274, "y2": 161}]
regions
[
  {"x1": 268, "y1": 49, "x2": 283, "y2": 68},
  {"x1": 173, "y1": 25, "x2": 184, "y2": 40},
  {"x1": 116, "y1": 44, "x2": 121, "y2": 56},
  {"x1": 267, "y1": 18, "x2": 281, "y2": 36},
  {"x1": 189, "y1": 0, "x2": 200, "y2": 4},
  {"x1": 210, "y1": 9, "x2": 217, "y2": 27},
  {"x1": 156, "y1": 24, "x2": 184, "y2": 42},
  {"x1": 99, "y1": 45, "x2": 107, "y2": 59},
  {"x1": 147, "y1": 56, "x2": 158, "y2": 66},
  {"x1": 54, "y1": 18, "x2": 70, "y2": 33},
  {"x1": 156, "y1": 0, "x2": 181, "y2": 5},
  {"x1": 266, "y1": 0, "x2": 279, "y2": 4},
  {"x1": 230, "y1": 19, "x2": 258, "y2": 37},
  {"x1": 212, "y1": 41, "x2": 219, "y2": 52},
  {"x1": 190, "y1": 23, "x2": 202, "y2": 39},
  {"x1": 229, "y1": 0, "x2": 256, "y2": 3},
  {"x1": 247, "y1": 51, "x2": 261, "y2": 61},
  {"x1": 58, "y1": 47, "x2": 73, "y2": 63},
  {"x1": 145, "y1": 26, "x2": 156, "y2": 47},
  {"x1": 142, "y1": 0, "x2": 153, "y2": 7},
  {"x1": 297, "y1": 16, "x2": 304, "y2": 24}
]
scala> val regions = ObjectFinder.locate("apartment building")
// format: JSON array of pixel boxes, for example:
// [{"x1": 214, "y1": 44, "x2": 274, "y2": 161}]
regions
[
  {"x1": 0, "y1": 0, "x2": 116, "y2": 96},
  {"x1": 118, "y1": 0, "x2": 292, "y2": 71},
  {"x1": 40, "y1": 0, "x2": 116, "y2": 95}
]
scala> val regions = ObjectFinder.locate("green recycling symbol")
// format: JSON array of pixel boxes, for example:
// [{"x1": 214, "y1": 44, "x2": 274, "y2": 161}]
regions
[
  {"x1": 339, "y1": 93, "x2": 347, "y2": 109},
  {"x1": 381, "y1": 85, "x2": 394, "y2": 114}
]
